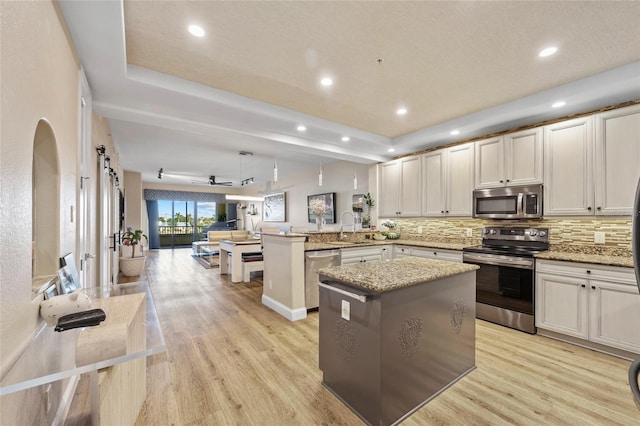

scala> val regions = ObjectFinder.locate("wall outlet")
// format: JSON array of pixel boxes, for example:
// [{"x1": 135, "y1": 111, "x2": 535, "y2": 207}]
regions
[
  {"x1": 341, "y1": 300, "x2": 350, "y2": 321},
  {"x1": 466, "y1": 228, "x2": 473, "y2": 237},
  {"x1": 417, "y1": 226, "x2": 423, "y2": 234},
  {"x1": 268, "y1": 279, "x2": 273, "y2": 289},
  {"x1": 594, "y1": 232, "x2": 606, "y2": 244}
]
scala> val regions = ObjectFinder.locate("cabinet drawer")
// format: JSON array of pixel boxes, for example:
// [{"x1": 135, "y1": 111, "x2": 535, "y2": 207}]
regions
[{"x1": 536, "y1": 259, "x2": 636, "y2": 285}]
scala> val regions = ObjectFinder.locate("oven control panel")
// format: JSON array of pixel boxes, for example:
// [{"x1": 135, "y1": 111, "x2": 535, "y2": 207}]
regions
[{"x1": 482, "y1": 227, "x2": 548, "y2": 242}]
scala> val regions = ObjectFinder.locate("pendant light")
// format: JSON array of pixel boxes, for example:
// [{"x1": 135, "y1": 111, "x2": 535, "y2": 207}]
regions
[
  {"x1": 273, "y1": 158, "x2": 278, "y2": 182},
  {"x1": 354, "y1": 169, "x2": 358, "y2": 190},
  {"x1": 318, "y1": 163, "x2": 323, "y2": 186}
]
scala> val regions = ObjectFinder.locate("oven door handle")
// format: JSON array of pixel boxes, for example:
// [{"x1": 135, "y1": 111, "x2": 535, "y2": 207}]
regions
[{"x1": 463, "y1": 253, "x2": 533, "y2": 269}]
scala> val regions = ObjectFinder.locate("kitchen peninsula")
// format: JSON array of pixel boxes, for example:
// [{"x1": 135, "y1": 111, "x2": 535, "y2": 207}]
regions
[{"x1": 317, "y1": 257, "x2": 478, "y2": 426}]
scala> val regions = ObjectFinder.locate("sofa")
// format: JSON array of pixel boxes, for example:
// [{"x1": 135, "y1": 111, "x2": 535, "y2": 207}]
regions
[{"x1": 192, "y1": 230, "x2": 251, "y2": 256}]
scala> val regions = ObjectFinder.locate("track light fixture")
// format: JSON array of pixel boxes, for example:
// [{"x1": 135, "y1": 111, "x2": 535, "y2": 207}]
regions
[
  {"x1": 158, "y1": 168, "x2": 164, "y2": 179},
  {"x1": 241, "y1": 177, "x2": 254, "y2": 186}
]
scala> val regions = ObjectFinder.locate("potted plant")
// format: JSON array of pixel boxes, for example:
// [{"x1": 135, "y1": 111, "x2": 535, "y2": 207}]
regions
[
  {"x1": 120, "y1": 227, "x2": 148, "y2": 277},
  {"x1": 362, "y1": 193, "x2": 375, "y2": 228}
]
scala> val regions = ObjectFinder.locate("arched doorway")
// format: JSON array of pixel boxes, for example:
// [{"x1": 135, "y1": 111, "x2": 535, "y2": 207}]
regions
[{"x1": 32, "y1": 119, "x2": 60, "y2": 279}]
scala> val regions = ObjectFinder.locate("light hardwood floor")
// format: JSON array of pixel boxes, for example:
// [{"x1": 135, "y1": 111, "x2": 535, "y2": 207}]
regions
[{"x1": 67, "y1": 248, "x2": 639, "y2": 425}]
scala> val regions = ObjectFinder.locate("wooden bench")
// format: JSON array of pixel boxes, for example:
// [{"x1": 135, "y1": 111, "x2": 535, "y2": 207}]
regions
[{"x1": 241, "y1": 251, "x2": 264, "y2": 282}]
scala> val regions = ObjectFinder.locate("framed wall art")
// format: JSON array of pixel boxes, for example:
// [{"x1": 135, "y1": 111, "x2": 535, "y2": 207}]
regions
[
  {"x1": 263, "y1": 192, "x2": 286, "y2": 222},
  {"x1": 307, "y1": 192, "x2": 336, "y2": 224}
]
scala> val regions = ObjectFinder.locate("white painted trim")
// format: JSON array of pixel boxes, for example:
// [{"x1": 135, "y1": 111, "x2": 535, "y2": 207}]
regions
[{"x1": 262, "y1": 295, "x2": 307, "y2": 321}]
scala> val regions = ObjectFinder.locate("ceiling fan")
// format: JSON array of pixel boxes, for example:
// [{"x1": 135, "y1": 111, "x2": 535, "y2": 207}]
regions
[{"x1": 191, "y1": 175, "x2": 233, "y2": 186}]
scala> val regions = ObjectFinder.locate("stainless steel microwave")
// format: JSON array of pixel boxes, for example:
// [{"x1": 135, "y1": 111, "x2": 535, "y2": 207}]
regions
[{"x1": 473, "y1": 184, "x2": 543, "y2": 219}]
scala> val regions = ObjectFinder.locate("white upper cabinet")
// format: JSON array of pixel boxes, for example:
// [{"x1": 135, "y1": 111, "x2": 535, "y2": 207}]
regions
[
  {"x1": 544, "y1": 116, "x2": 594, "y2": 216},
  {"x1": 594, "y1": 104, "x2": 640, "y2": 216},
  {"x1": 378, "y1": 155, "x2": 421, "y2": 217},
  {"x1": 422, "y1": 143, "x2": 474, "y2": 217},
  {"x1": 475, "y1": 128, "x2": 543, "y2": 189}
]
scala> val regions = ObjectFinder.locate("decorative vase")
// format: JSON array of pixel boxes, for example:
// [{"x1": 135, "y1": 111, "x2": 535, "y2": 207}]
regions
[{"x1": 316, "y1": 216, "x2": 324, "y2": 232}]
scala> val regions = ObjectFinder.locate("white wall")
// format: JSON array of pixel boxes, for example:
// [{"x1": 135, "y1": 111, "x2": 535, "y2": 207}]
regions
[
  {"x1": 0, "y1": 0, "x2": 80, "y2": 375},
  {"x1": 245, "y1": 160, "x2": 372, "y2": 232}
]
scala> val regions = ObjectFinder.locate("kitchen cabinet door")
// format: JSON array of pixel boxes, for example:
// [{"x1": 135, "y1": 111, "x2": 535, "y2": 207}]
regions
[
  {"x1": 535, "y1": 272, "x2": 589, "y2": 339},
  {"x1": 475, "y1": 136, "x2": 504, "y2": 189},
  {"x1": 379, "y1": 161, "x2": 401, "y2": 217},
  {"x1": 378, "y1": 156, "x2": 421, "y2": 217},
  {"x1": 505, "y1": 127, "x2": 543, "y2": 187},
  {"x1": 594, "y1": 104, "x2": 640, "y2": 216},
  {"x1": 422, "y1": 150, "x2": 446, "y2": 216},
  {"x1": 589, "y1": 279, "x2": 640, "y2": 353},
  {"x1": 544, "y1": 116, "x2": 594, "y2": 216},
  {"x1": 446, "y1": 143, "x2": 474, "y2": 216}
]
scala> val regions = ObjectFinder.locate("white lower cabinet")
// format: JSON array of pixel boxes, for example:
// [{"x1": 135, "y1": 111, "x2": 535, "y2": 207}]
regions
[
  {"x1": 341, "y1": 246, "x2": 383, "y2": 265},
  {"x1": 393, "y1": 245, "x2": 413, "y2": 259},
  {"x1": 536, "y1": 260, "x2": 640, "y2": 354},
  {"x1": 392, "y1": 245, "x2": 462, "y2": 262},
  {"x1": 410, "y1": 247, "x2": 463, "y2": 263}
]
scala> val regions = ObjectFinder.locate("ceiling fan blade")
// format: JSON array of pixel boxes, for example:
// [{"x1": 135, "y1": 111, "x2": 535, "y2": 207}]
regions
[{"x1": 209, "y1": 176, "x2": 233, "y2": 186}]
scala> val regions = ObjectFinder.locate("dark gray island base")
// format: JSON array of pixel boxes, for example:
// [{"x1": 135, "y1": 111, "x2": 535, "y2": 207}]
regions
[{"x1": 318, "y1": 257, "x2": 478, "y2": 426}]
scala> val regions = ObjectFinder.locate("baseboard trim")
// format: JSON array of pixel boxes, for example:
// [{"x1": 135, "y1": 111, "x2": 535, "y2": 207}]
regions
[
  {"x1": 537, "y1": 328, "x2": 639, "y2": 361},
  {"x1": 262, "y1": 295, "x2": 307, "y2": 321}
]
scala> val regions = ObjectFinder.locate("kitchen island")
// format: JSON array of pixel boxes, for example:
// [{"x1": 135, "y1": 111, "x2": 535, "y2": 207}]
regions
[{"x1": 318, "y1": 257, "x2": 478, "y2": 426}]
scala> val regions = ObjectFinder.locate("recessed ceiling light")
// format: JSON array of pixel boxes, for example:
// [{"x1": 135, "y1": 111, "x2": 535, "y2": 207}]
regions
[
  {"x1": 396, "y1": 107, "x2": 407, "y2": 116},
  {"x1": 341, "y1": 136, "x2": 350, "y2": 142},
  {"x1": 188, "y1": 25, "x2": 205, "y2": 37},
  {"x1": 388, "y1": 148, "x2": 395, "y2": 153},
  {"x1": 321, "y1": 77, "x2": 333, "y2": 87},
  {"x1": 451, "y1": 130, "x2": 460, "y2": 136},
  {"x1": 552, "y1": 101, "x2": 566, "y2": 108},
  {"x1": 539, "y1": 47, "x2": 557, "y2": 57},
  {"x1": 297, "y1": 125, "x2": 306, "y2": 132}
]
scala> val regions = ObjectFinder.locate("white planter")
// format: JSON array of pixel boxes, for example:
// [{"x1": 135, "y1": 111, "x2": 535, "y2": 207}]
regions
[{"x1": 119, "y1": 256, "x2": 146, "y2": 277}]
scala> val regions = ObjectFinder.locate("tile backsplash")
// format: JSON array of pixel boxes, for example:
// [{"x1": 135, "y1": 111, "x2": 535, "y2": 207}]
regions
[{"x1": 384, "y1": 217, "x2": 632, "y2": 251}]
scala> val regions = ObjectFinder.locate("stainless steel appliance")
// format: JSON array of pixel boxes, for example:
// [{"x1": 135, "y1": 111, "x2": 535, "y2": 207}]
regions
[
  {"x1": 473, "y1": 184, "x2": 543, "y2": 219},
  {"x1": 304, "y1": 250, "x2": 341, "y2": 310},
  {"x1": 463, "y1": 226, "x2": 549, "y2": 334},
  {"x1": 630, "y1": 177, "x2": 640, "y2": 408}
]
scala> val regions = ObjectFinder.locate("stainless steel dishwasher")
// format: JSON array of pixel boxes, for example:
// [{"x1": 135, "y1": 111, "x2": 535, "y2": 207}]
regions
[{"x1": 304, "y1": 250, "x2": 341, "y2": 310}]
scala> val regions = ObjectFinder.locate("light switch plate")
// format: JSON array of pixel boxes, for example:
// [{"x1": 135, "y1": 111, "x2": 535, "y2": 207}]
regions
[
  {"x1": 341, "y1": 300, "x2": 350, "y2": 321},
  {"x1": 466, "y1": 228, "x2": 473, "y2": 237},
  {"x1": 417, "y1": 226, "x2": 423, "y2": 234},
  {"x1": 594, "y1": 232, "x2": 605, "y2": 244}
]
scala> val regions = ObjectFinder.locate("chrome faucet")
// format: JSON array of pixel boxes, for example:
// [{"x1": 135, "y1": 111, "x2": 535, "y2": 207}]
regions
[{"x1": 340, "y1": 211, "x2": 355, "y2": 239}]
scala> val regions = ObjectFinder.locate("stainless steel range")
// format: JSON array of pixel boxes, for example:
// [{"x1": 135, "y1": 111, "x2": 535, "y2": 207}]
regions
[{"x1": 463, "y1": 226, "x2": 549, "y2": 334}]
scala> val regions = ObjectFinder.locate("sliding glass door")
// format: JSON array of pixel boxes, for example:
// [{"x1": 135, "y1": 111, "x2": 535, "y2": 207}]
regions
[{"x1": 158, "y1": 200, "x2": 195, "y2": 248}]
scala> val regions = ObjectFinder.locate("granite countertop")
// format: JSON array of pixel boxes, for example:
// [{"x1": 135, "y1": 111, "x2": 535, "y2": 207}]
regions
[
  {"x1": 535, "y1": 251, "x2": 633, "y2": 268},
  {"x1": 305, "y1": 239, "x2": 472, "y2": 252},
  {"x1": 317, "y1": 257, "x2": 478, "y2": 293}
]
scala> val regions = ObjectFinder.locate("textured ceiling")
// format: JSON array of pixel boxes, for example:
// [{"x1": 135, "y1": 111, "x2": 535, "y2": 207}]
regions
[
  {"x1": 58, "y1": 1, "x2": 640, "y2": 187},
  {"x1": 124, "y1": 1, "x2": 640, "y2": 138}
]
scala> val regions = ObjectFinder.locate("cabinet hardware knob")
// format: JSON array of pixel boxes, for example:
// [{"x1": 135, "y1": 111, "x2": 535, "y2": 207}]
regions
[
  {"x1": 591, "y1": 285, "x2": 596, "y2": 290},
  {"x1": 500, "y1": 180, "x2": 504, "y2": 183},
  {"x1": 441, "y1": 210, "x2": 444, "y2": 213},
  {"x1": 506, "y1": 179, "x2": 510, "y2": 182},
  {"x1": 586, "y1": 270, "x2": 591, "y2": 274},
  {"x1": 446, "y1": 210, "x2": 449, "y2": 213},
  {"x1": 587, "y1": 206, "x2": 592, "y2": 211},
  {"x1": 597, "y1": 206, "x2": 601, "y2": 210},
  {"x1": 581, "y1": 284, "x2": 586, "y2": 288}
]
